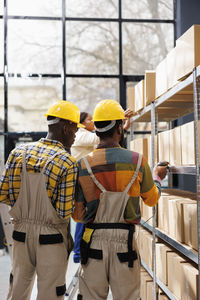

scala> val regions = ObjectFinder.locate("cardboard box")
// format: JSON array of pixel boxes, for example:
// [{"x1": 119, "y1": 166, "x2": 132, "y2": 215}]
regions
[
  {"x1": 138, "y1": 229, "x2": 154, "y2": 270},
  {"x1": 175, "y1": 199, "x2": 196, "y2": 243},
  {"x1": 130, "y1": 138, "x2": 148, "y2": 160},
  {"x1": 141, "y1": 203, "x2": 154, "y2": 226},
  {"x1": 166, "y1": 47, "x2": 179, "y2": 90},
  {"x1": 158, "y1": 194, "x2": 176, "y2": 234},
  {"x1": 156, "y1": 243, "x2": 173, "y2": 285},
  {"x1": 181, "y1": 121, "x2": 195, "y2": 165},
  {"x1": 169, "y1": 126, "x2": 182, "y2": 165},
  {"x1": 140, "y1": 270, "x2": 153, "y2": 300},
  {"x1": 167, "y1": 252, "x2": 186, "y2": 299},
  {"x1": 158, "y1": 130, "x2": 170, "y2": 163},
  {"x1": 158, "y1": 293, "x2": 169, "y2": 300},
  {"x1": 181, "y1": 263, "x2": 199, "y2": 300},
  {"x1": 127, "y1": 86, "x2": 135, "y2": 111},
  {"x1": 191, "y1": 206, "x2": 198, "y2": 251},
  {"x1": 146, "y1": 281, "x2": 154, "y2": 300},
  {"x1": 156, "y1": 57, "x2": 168, "y2": 98},
  {"x1": 145, "y1": 70, "x2": 156, "y2": 105},
  {"x1": 183, "y1": 202, "x2": 197, "y2": 249},
  {"x1": 176, "y1": 25, "x2": 200, "y2": 81},
  {"x1": 135, "y1": 79, "x2": 145, "y2": 112}
]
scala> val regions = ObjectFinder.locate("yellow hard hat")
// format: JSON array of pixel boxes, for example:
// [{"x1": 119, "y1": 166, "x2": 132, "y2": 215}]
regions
[
  {"x1": 45, "y1": 100, "x2": 84, "y2": 128},
  {"x1": 93, "y1": 99, "x2": 125, "y2": 122}
]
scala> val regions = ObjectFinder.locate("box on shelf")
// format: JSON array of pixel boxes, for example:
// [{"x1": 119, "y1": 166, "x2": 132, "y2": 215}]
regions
[
  {"x1": 181, "y1": 121, "x2": 196, "y2": 165},
  {"x1": 158, "y1": 130, "x2": 170, "y2": 163},
  {"x1": 138, "y1": 228, "x2": 154, "y2": 270},
  {"x1": 140, "y1": 268, "x2": 153, "y2": 300},
  {"x1": 158, "y1": 194, "x2": 176, "y2": 234},
  {"x1": 166, "y1": 47, "x2": 179, "y2": 90},
  {"x1": 183, "y1": 202, "x2": 197, "y2": 250},
  {"x1": 156, "y1": 57, "x2": 168, "y2": 99},
  {"x1": 175, "y1": 199, "x2": 196, "y2": 243},
  {"x1": 135, "y1": 79, "x2": 145, "y2": 112},
  {"x1": 130, "y1": 138, "x2": 148, "y2": 161},
  {"x1": 156, "y1": 243, "x2": 173, "y2": 285},
  {"x1": 181, "y1": 263, "x2": 199, "y2": 300},
  {"x1": 167, "y1": 252, "x2": 186, "y2": 300},
  {"x1": 169, "y1": 126, "x2": 182, "y2": 165},
  {"x1": 176, "y1": 25, "x2": 200, "y2": 81},
  {"x1": 158, "y1": 290, "x2": 170, "y2": 300},
  {"x1": 146, "y1": 281, "x2": 154, "y2": 300},
  {"x1": 144, "y1": 70, "x2": 156, "y2": 106},
  {"x1": 127, "y1": 86, "x2": 135, "y2": 112}
]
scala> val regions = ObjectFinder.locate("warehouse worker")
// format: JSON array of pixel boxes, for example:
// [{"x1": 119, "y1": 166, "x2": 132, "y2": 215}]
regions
[
  {"x1": 0, "y1": 100, "x2": 82, "y2": 300},
  {"x1": 73, "y1": 99, "x2": 167, "y2": 300},
  {"x1": 72, "y1": 109, "x2": 133, "y2": 263},
  {"x1": 71, "y1": 112, "x2": 99, "y2": 263}
]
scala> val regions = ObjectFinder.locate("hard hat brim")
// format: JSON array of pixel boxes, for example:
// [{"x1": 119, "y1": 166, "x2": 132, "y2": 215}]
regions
[{"x1": 78, "y1": 123, "x2": 85, "y2": 128}]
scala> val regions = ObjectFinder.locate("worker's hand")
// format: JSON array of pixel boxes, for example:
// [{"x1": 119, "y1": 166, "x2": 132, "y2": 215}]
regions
[
  {"x1": 153, "y1": 161, "x2": 169, "y2": 181},
  {"x1": 123, "y1": 109, "x2": 134, "y2": 131}
]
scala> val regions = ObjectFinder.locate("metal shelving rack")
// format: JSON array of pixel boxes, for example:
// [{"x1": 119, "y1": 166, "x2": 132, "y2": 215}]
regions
[{"x1": 131, "y1": 65, "x2": 200, "y2": 300}]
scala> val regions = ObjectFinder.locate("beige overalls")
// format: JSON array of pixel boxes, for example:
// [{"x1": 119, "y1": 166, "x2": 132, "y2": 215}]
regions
[
  {"x1": 7, "y1": 148, "x2": 72, "y2": 300},
  {"x1": 78, "y1": 155, "x2": 142, "y2": 300}
]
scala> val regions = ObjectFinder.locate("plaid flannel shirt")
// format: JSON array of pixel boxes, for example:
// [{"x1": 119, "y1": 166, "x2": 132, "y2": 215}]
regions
[{"x1": 0, "y1": 138, "x2": 78, "y2": 219}]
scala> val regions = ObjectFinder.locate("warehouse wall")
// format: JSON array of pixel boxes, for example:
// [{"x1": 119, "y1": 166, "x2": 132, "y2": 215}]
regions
[
  {"x1": 176, "y1": 0, "x2": 200, "y2": 38},
  {"x1": 173, "y1": 0, "x2": 200, "y2": 192}
]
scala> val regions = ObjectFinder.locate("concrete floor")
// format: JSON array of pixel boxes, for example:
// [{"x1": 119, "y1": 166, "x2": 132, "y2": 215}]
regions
[{"x1": 0, "y1": 249, "x2": 112, "y2": 300}]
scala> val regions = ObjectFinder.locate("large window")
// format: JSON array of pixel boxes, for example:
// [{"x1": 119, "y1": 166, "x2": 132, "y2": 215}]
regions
[
  {"x1": 0, "y1": 20, "x2": 3, "y2": 73},
  {"x1": 66, "y1": 77, "x2": 119, "y2": 113},
  {"x1": 66, "y1": 0, "x2": 118, "y2": 18},
  {"x1": 66, "y1": 21, "x2": 119, "y2": 75},
  {"x1": 7, "y1": 0, "x2": 61, "y2": 17},
  {"x1": 1, "y1": 0, "x2": 175, "y2": 159},
  {"x1": 122, "y1": 0, "x2": 174, "y2": 19},
  {"x1": 0, "y1": 77, "x2": 4, "y2": 132},
  {"x1": 7, "y1": 20, "x2": 62, "y2": 74},
  {"x1": 123, "y1": 23, "x2": 174, "y2": 74},
  {"x1": 7, "y1": 77, "x2": 62, "y2": 132}
]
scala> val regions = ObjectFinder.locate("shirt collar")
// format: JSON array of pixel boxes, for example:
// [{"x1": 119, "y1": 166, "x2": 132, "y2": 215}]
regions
[{"x1": 39, "y1": 138, "x2": 65, "y2": 150}]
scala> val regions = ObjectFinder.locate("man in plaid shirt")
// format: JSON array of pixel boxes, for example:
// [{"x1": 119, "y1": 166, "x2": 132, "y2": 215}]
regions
[{"x1": 0, "y1": 100, "x2": 82, "y2": 300}]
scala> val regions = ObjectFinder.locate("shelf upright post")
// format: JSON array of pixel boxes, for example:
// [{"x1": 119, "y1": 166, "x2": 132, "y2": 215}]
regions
[
  {"x1": 193, "y1": 67, "x2": 200, "y2": 298},
  {"x1": 151, "y1": 102, "x2": 157, "y2": 300}
]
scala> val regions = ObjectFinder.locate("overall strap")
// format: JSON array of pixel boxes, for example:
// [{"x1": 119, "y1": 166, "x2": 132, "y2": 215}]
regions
[
  {"x1": 83, "y1": 157, "x2": 106, "y2": 193},
  {"x1": 41, "y1": 150, "x2": 67, "y2": 174},
  {"x1": 124, "y1": 153, "x2": 142, "y2": 194},
  {"x1": 22, "y1": 147, "x2": 27, "y2": 173}
]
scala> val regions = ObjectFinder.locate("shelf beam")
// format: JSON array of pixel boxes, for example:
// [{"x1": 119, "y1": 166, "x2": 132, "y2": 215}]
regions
[{"x1": 140, "y1": 220, "x2": 198, "y2": 264}]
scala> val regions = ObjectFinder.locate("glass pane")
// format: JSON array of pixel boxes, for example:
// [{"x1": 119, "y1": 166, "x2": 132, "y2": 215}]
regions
[
  {"x1": 66, "y1": 78, "x2": 119, "y2": 113},
  {"x1": 66, "y1": 21, "x2": 119, "y2": 74},
  {"x1": 8, "y1": 0, "x2": 61, "y2": 17},
  {"x1": 7, "y1": 20, "x2": 62, "y2": 74},
  {"x1": 122, "y1": 0, "x2": 174, "y2": 19},
  {"x1": 0, "y1": 1, "x2": 3, "y2": 15},
  {"x1": 8, "y1": 77, "x2": 62, "y2": 132},
  {"x1": 123, "y1": 23, "x2": 174, "y2": 74},
  {"x1": 0, "y1": 20, "x2": 3, "y2": 73},
  {"x1": 66, "y1": 0, "x2": 118, "y2": 18},
  {"x1": 0, "y1": 77, "x2": 4, "y2": 132}
]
